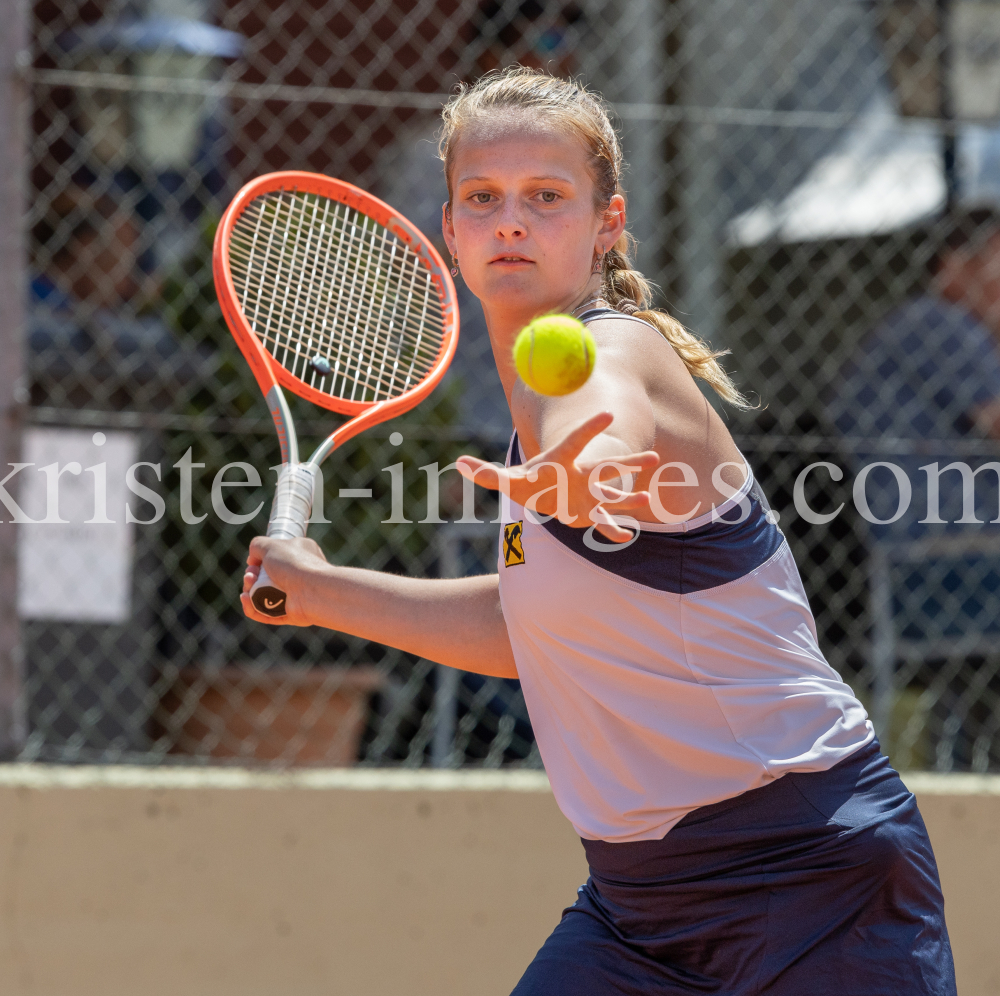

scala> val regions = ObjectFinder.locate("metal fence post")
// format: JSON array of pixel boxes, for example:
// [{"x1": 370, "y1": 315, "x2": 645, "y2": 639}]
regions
[
  {"x1": 598, "y1": 0, "x2": 666, "y2": 274},
  {"x1": 869, "y1": 545, "x2": 895, "y2": 752},
  {"x1": 0, "y1": 0, "x2": 29, "y2": 758}
]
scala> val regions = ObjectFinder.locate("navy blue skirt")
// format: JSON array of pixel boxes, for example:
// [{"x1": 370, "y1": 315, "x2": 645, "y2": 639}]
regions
[{"x1": 512, "y1": 742, "x2": 955, "y2": 995}]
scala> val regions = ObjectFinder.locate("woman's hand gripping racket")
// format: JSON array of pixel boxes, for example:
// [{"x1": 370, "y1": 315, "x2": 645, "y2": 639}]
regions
[{"x1": 213, "y1": 171, "x2": 459, "y2": 618}]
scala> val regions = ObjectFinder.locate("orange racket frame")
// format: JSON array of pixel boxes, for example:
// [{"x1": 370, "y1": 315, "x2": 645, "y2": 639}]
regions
[{"x1": 213, "y1": 170, "x2": 459, "y2": 465}]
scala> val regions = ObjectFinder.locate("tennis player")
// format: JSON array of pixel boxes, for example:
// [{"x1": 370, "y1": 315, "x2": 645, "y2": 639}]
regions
[{"x1": 243, "y1": 67, "x2": 956, "y2": 995}]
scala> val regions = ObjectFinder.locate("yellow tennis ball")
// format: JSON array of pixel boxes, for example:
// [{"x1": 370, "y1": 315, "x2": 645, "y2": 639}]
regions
[{"x1": 513, "y1": 315, "x2": 596, "y2": 396}]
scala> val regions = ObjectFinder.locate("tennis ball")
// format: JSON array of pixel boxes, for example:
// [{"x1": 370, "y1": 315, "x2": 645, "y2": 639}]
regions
[{"x1": 513, "y1": 314, "x2": 596, "y2": 396}]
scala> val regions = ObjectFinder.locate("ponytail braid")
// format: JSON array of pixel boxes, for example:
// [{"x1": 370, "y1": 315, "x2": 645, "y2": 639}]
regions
[{"x1": 601, "y1": 232, "x2": 751, "y2": 409}]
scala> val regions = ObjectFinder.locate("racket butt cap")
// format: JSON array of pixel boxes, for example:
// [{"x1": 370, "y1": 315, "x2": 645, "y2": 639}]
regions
[{"x1": 250, "y1": 567, "x2": 288, "y2": 617}]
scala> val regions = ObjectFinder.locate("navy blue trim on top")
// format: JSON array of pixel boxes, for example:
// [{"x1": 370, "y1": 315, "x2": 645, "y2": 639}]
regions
[
  {"x1": 576, "y1": 306, "x2": 658, "y2": 329},
  {"x1": 508, "y1": 432, "x2": 784, "y2": 594}
]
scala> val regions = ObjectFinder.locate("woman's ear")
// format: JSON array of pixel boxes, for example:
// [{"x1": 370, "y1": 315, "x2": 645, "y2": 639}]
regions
[
  {"x1": 597, "y1": 194, "x2": 627, "y2": 249},
  {"x1": 442, "y1": 202, "x2": 456, "y2": 255}
]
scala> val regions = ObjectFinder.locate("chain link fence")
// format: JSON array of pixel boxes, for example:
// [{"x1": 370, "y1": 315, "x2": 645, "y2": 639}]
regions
[{"x1": 4, "y1": 0, "x2": 1000, "y2": 770}]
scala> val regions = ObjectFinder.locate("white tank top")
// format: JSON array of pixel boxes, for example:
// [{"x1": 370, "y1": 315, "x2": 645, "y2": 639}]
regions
[{"x1": 498, "y1": 415, "x2": 873, "y2": 843}]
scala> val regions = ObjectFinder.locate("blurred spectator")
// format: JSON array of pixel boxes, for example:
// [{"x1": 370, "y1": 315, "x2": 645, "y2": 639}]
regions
[
  {"x1": 826, "y1": 209, "x2": 1000, "y2": 769},
  {"x1": 932, "y1": 211, "x2": 1000, "y2": 439},
  {"x1": 827, "y1": 208, "x2": 1000, "y2": 532},
  {"x1": 36, "y1": 188, "x2": 146, "y2": 307},
  {"x1": 29, "y1": 186, "x2": 209, "y2": 410}
]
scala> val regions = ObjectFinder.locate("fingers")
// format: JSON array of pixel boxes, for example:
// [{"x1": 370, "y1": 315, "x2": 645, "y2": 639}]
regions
[
  {"x1": 456, "y1": 456, "x2": 510, "y2": 494},
  {"x1": 594, "y1": 521, "x2": 634, "y2": 543},
  {"x1": 240, "y1": 590, "x2": 283, "y2": 626},
  {"x1": 545, "y1": 411, "x2": 614, "y2": 463},
  {"x1": 246, "y1": 536, "x2": 326, "y2": 569},
  {"x1": 243, "y1": 564, "x2": 260, "y2": 594},
  {"x1": 461, "y1": 422, "x2": 668, "y2": 541},
  {"x1": 597, "y1": 490, "x2": 651, "y2": 511},
  {"x1": 247, "y1": 535, "x2": 268, "y2": 566},
  {"x1": 584, "y1": 451, "x2": 660, "y2": 480},
  {"x1": 590, "y1": 505, "x2": 636, "y2": 543}
]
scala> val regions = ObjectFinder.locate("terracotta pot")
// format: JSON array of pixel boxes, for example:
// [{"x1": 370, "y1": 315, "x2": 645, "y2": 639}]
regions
[{"x1": 156, "y1": 665, "x2": 385, "y2": 765}]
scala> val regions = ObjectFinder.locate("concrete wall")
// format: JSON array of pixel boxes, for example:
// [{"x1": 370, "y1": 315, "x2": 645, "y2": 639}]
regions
[{"x1": 0, "y1": 766, "x2": 996, "y2": 996}]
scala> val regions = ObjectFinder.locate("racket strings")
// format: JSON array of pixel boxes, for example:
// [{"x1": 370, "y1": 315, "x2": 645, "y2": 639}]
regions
[
  {"x1": 228, "y1": 189, "x2": 446, "y2": 404},
  {"x1": 235, "y1": 193, "x2": 439, "y2": 391},
  {"x1": 233, "y1": 194, "x2": 440, "y2": 400}
]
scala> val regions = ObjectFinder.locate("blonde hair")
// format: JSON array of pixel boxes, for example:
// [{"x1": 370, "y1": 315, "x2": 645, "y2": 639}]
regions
[{"x1": 438, "y1": 66, "x2": 750, "y2": 409}]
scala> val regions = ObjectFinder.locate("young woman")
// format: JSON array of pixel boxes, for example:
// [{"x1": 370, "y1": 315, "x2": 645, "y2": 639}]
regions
[{"x1": 243, "y1": 67, "x2": 956, "y2": 996}]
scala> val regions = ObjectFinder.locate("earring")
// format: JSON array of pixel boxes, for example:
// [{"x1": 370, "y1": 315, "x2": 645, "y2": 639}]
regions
[
  {"x1": 594, "y1": 247, "x2": 605, "y2": 274},
  {"x1": 451, "y1": 253, "x2": 459, "y2": 277}
]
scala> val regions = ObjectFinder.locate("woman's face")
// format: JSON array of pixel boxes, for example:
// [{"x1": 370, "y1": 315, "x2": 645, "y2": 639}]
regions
[{"x1": 442, "y1": 120, "x2": 624, "y2": 327}]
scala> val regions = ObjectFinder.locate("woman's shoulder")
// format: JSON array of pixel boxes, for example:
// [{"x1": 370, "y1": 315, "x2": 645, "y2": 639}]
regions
[
  {"x1": 578, "y1": 306, "x2": 696, "y2": 393},
  {"x1": 579, "y1": 306, "x2": 679, "y2": 364},
  {"x1": 578, "y1": 306, "x2": 689, "y2": 366}
]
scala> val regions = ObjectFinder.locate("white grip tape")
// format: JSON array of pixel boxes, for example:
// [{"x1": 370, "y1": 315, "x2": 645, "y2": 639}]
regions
[
  {"x1": 265, "y1": 463, "x2": 318, "y2": 539},
  {"x1": 248, "y1": 463, "x2": 319, "y2": 617}
]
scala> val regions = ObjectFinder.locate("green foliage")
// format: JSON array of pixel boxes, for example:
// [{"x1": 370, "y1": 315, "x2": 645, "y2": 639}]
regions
[{"x1": 159, "y1": 214, "x2": 262, "y2": 420}]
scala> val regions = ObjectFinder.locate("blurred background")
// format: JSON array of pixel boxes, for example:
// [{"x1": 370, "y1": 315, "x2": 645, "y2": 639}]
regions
[{"x1": 3, "y1": 0, "x2": 1000, "y2": 772}]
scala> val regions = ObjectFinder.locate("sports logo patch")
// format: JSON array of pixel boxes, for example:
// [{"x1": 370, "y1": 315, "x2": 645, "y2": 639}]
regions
[{"x1": 503, "y1": 520, "x2": 525, "y2": 567}]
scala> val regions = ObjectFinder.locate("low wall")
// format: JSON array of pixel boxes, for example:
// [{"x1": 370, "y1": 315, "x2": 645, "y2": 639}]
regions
[{"x1": 0, "y1": 766, "x2": 995, "y2": 996}]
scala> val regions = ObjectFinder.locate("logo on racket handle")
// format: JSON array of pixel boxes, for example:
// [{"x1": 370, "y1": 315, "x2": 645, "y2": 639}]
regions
[{"x1": 251, "y1": 582, "x2": 288, "y2": 617}]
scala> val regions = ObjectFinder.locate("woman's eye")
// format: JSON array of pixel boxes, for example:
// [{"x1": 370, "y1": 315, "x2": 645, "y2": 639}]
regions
[
  {"x1": 540, "y1": 191, "x2": 558, "y2": 203},
  {"x1": 473, "y1": 193, "x2": 493, "y2": 204}
]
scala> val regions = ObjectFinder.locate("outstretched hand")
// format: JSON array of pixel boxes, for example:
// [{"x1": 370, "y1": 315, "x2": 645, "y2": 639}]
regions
[{"x1": 455, "y1": 412, "x2": 658, "y2": 543}]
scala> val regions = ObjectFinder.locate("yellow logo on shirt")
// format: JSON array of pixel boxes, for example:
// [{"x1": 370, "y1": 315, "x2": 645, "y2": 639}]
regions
[{"x1": 503, "y1": 521, "x2": 525, "y2": 567}]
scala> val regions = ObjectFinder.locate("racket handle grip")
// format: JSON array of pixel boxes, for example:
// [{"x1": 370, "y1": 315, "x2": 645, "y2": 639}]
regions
[{"x1": 249, "y1": 463, "x2": 320, "y2": 619}]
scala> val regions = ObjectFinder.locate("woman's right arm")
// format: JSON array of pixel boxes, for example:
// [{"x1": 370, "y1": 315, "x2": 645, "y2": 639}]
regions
[{"x1": 241, "y1": 536, "x2": 518, "y2": 679}]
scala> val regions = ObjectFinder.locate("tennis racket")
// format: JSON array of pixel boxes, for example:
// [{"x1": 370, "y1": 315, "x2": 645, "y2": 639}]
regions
[{"x1": 213, "y1": 170, "x2": 459, "y2": 617}]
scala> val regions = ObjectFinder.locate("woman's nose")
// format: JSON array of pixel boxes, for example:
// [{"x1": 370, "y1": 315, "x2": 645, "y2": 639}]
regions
[{"x1": 495, "y1": 200, "x2": 526, "y2": 239}]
